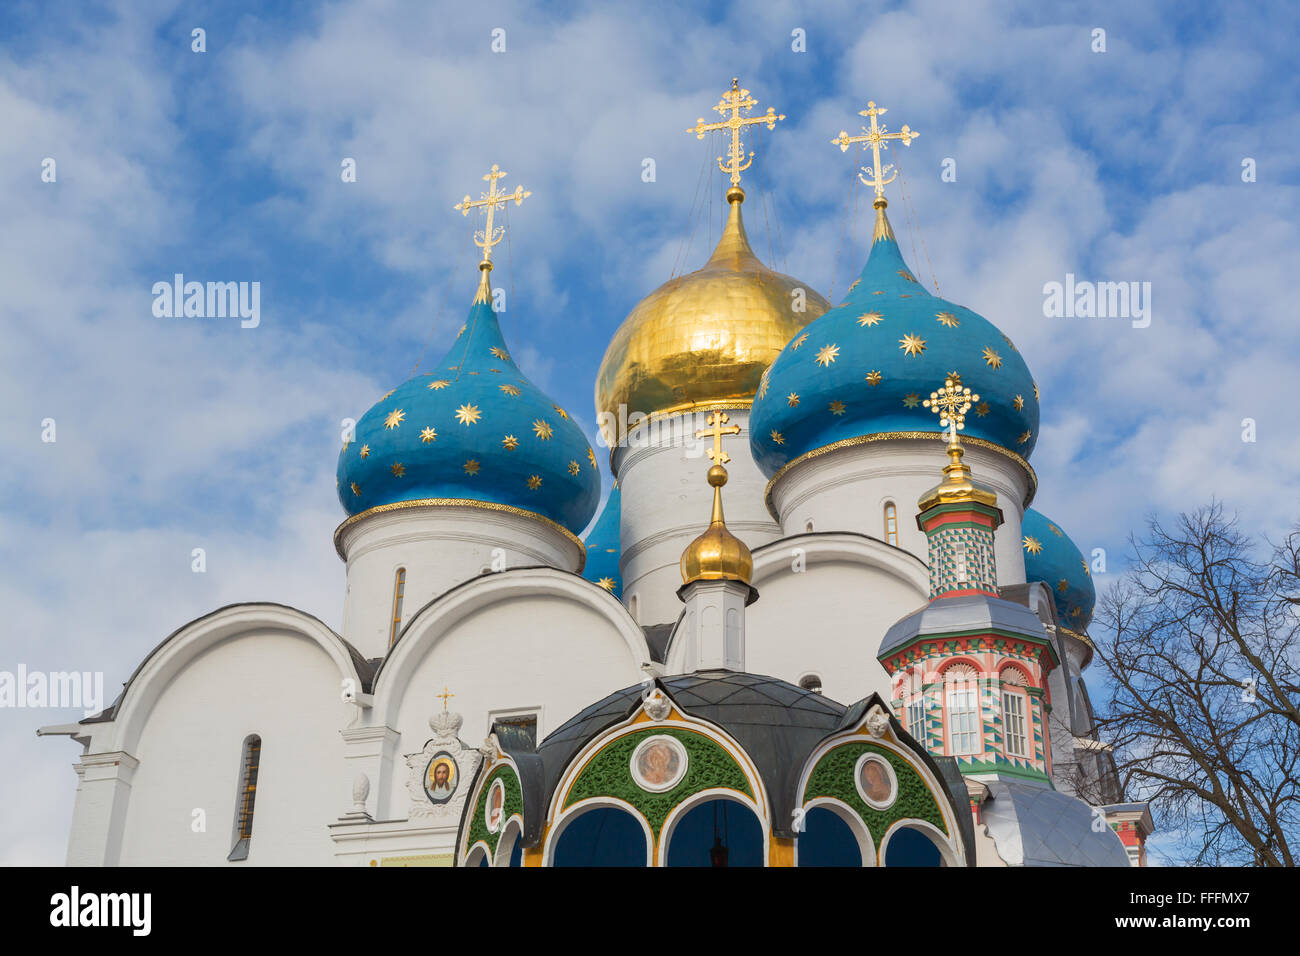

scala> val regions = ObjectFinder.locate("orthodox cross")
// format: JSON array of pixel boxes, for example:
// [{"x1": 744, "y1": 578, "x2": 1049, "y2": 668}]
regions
[
  {"x1": 437, "y1": 686, "x2": 455, "y2": 712},
  {"x1": 695, "y1": 411, "x2": 742, "y2": 466},
  {"x1": 687, "y1": 78, "x2": 785, "y2": 188},
  {"x1": 831, "y1": 101, "x2": 919, "y2": 202},
  {"x1": 923, "y1": 377, "x2": 978, "y2": 445},
  {"x1": 454, "y1": 164, "x2": 530, "y2": 268}
]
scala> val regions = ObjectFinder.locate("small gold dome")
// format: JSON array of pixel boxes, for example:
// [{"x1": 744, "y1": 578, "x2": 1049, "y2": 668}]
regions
[
  {"x1": 596, "y1": 187, "x2": 830, "y2": 426},
  {"x1": 680, "y1": 463, "x2": 753, "y2": 585}
]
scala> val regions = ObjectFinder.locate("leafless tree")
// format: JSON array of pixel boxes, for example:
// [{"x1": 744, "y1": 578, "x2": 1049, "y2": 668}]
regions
[{"x1": 1091, "y1": 502, "x2": 1299, "y2": 866}]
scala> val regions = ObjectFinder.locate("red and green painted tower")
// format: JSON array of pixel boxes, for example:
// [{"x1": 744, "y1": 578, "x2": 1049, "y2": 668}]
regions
[{"x1": 878, "y1": 379, "x2": 1059, "y2": 787}]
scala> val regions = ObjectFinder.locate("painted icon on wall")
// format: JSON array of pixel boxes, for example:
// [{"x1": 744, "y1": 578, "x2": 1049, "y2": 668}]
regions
[
  {"x1": 855, "y1": 753, "x2": 898, "y2": 809},
  {"x1": 424, "y1": 753, "x2": 458, "y2": 804},
  {"x1": 485, "y1": 779, "x2": 506, "y2": 833},
  {"x1": 630, "y1": 734, "x2": 688, "y2": 792}
]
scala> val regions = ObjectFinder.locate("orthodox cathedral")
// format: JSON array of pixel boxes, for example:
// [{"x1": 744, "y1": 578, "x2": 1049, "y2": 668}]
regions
[{"x1": 42, "y1": 82, "x2": 1151, "y2": 867}]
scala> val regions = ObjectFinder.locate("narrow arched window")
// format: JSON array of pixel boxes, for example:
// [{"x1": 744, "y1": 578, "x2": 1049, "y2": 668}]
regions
[
  {"x1": 884, "y1": 502, "x2": 898, "y2": 546},
  {"x1": 228, "y1": 734, "x2": 261, "y2": 861},
  {"x1": 388, "y1": 567, "x2": 406, "y2": 647}
]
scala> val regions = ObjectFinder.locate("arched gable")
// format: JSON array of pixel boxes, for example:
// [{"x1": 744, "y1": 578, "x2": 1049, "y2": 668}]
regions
[{"x1": 108, "y1": 602, "x2": 369, "y2": 755}]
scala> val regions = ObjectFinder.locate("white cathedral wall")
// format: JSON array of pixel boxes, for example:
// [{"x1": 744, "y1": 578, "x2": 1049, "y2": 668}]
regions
[
  {"x1": 614, "y1": 409, "x2": 783, "y2": 628},
  {"x1": 115, "y1": 628, "x2": 354, "y2": 866},
  {"x1": 374, "y1": 569, "x2": 649, "y2": 820},
  {"x1": 742, "y1": 534, "x2": 930, "y2": 705},
  {"x1": 338, "y1": 504, "x2": 584, "y2": 660},
  {"x1": 766, "y1": 438, "x2": 1031, "y2": 586}
]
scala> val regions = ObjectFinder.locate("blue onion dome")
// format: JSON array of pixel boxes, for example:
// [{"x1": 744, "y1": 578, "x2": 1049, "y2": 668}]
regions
[
  {"x1": 1021, "y1": 508, "x2": 1096, "y2": 634},
  {"x1": 580, "y1": 484, "x2": 622, "y2": 597},
  {"x1": 749, "y1": 204, "x2": 1039, "y2": 479},
  {"x1": 337, "y1": 296, "x2": 601, "y2": 536}
]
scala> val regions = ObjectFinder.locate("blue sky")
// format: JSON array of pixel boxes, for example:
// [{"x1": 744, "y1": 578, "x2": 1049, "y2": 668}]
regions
[{"x1": 2, "y1": 0, "x2": 1297, "y2": 863}]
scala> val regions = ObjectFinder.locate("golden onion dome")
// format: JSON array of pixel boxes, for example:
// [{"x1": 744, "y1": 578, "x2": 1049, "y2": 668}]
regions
[
  {"x1": 596, "y1": 186, "x2": 830, "y2": 426},
  {"x1": 680, "y1": 464, "x2": 753, "y2": 586}
]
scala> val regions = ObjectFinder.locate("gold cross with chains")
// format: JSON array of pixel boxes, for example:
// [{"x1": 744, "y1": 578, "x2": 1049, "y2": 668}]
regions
[
  {"x1": 923, "y1": 377, "x2": 979, "y2": 445},
  {"x1": 454, "y1": 164, "x2": 530, "y2": 268},
  {"x1": 687, "y1": 78, "x2": 785, "y2": 188},
  {"x1": 437, "y1": 686, "x2": 455, "y2": 712},
  {"x1": 695, "y1": 411, "x2": 742, "y2": 466},
  {"x1": 831, "y1": 101, "x2": 919, "y2": 202}
]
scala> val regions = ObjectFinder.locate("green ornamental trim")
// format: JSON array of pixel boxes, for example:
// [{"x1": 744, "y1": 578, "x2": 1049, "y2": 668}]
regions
[
  {"x1": 564, "y1": 727, "x2": 753, "y2": 835},
  {"x1": 803, "y1": 741, "x2": 948, "y2": 842},
  {"x1": 466, "y1": 763, "x2": 524, "y2": 859}
]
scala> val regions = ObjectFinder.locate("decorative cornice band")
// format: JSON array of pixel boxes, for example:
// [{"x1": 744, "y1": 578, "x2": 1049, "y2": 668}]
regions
[
  {"x1": 764, "y1": 431, "x2": 1037, "y2": 519},
  {"x1": 333, "y1": 498, "x2": 587, "y2": 567}
]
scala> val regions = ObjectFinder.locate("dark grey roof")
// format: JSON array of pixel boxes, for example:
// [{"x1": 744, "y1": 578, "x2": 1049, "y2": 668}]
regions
[
  {"x1": 983, "y1": 780, "x2": 1130, "y2": 866},
  {"x1": 642, "y1": 624, "x2": 675, "y2": 664},
  {"x1": 879, "y1": 593, "x2": 1049, "y2": 659}
]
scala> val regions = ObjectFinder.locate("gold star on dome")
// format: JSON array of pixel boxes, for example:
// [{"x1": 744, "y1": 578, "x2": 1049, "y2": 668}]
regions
[
  {"x1": 527, "y1": 474, "x2": 542, "y2": 490},
  {"x1": 982, "y1": 347, "x2": 1002, "y2": 369},
  {"x1": 846, "y1": 278, "x2": 861, "y2": 295},
  {"x1": 455, "y1": 404, "x2": 481, "y2": 426},
  {"x1": 1033, "y1": 382, "x2": 1040, "y2": 401},
  {"x1": 787, "y1": 392, "x2": 800, "y2": 407},
  {"x1": 359, "y1": 444, "x2": 370, "y2": 457},
  {"x1": 587, "y1": 447, "x2": 598, "y2": 469},
  {"x1": 1057, "y1": 578, "x2": 1069, "y2": 594},
  {"x1": 428, "y1": 379, "x2": 450, "y2": 390},
  {"x1": 770, "y1": 429, "x2": 785, "y2": 445},
  {"x1": 974, "y1": 402, "x2": 990, "y2": 417},
  {"x1": 391, "y1": 462, "x2": 406, "y2": 477},
  {"x1": 533, "y1": 419, "x2": 553, "y2": 440},
  {"x1": 935, "y1": 311, "x2": 960, "y2": 328},
  {"x1": 567, "y1": 460, "x2": 580, "y2": 475},
  {"x1": 381, "y1": 389, "x2": 394, "y2": 400},
  {"x1": 899, "y1": 334, "x2": 926, "y2": 356},
  {"x1": 1017, "y1": 429, "x2": 1031, "y2": 445},
  {"x1": 791, "y1": 333, "x2": 809, "y2": 350},
  {"x1": 1014, "y1": 395, "x2": 1024, "y2": 411},
  {"x1": 350, "y1": 481, "x2": 361, "y2": 496},
  {"x1": 947, "y1": 370, "x2": 962, "y2": 383},
  {"x1": 553, "y1": 405, "x2": 568, "y2": 419},
  {"x1": 490, "y1": 346, "x2": 509, "y2": 360},
  {"x1": 502, "y1": 434, "x2": 519, "y2": 450},
  {"x1": 815, "y1": 344, "x2": 840, "y2": 366},
  {"x1": 499, "y1": 384, "x2": 520, "y2": 396},
  {"x1": 872, "y1": 290, "x2": 884, "y2": 295},
  {"x1": 420, "y1": 427, "x2": 437, "y2": 443},
  {"x1": 463, "y1": 459, "x2": 480, "y2": 475},
  {"x1": 758, "y1": 373, "x2": 770, "y2": 399},
  {"x1": 898, "y1": 270, "x2": 917, "y2": 283},
  {"x1": 456, "y1": 324, "x2": 466, "y2": 338},
  {"x1": 858, "y1": 311, "x2": 883, "y2": 327},
  {"x1": 596, "y1": 577, "x2": 616, "y2": 592},
  {"x1": 1023, "y1": 535, "x2": 1043, "y2": 555},
  {"x1": 342, "y1": 438, "x2": 351, "y2": 452},
  {"x1": 1049, "y1": 523, "x2": 1063, "y2": 536},
  {"x1": 866, "y1": 370, "x2": 883, "y2": 386},
  {"x1": 384, "y1": 409, "x2": 405, "y2": 429},
  {"x1": 902, "y1": 393, "x2": 921, "y2": 408},
  {"x1": 1082, "y1": 558, "x2": 1091, "y2": 576},
  {"x1": 829, "y1": 400, "x2": 846, "y2": 415}
]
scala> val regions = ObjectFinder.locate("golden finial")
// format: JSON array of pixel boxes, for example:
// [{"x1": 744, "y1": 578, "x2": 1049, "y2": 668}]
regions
[
  {"x1": 918, "y1": 377, "x2": 998, "y2": 511},
  {"x1": 454, "y1": 164, "x2": 530, "y2": 303},
  {"x1": 831, "y1": 101, "x2": 919, "y2": 208},
  {"x1": 680, "y1": 412, "x2": 752, "y2": 586},
  {"x1": 687, "y1": 78, "x2": 785, "y2": 196},
  {"x1": 437, "y1": 686, "x2": 455, "y2": 712}
]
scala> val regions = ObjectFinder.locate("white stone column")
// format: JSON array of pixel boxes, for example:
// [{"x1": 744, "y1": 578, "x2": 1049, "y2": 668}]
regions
[
  {"x1": 66, "y1": 750, "x2": 139, "y2": 866},
  {"x1": 675, "y1": 579, "x2": 752, "y2": 673}
]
